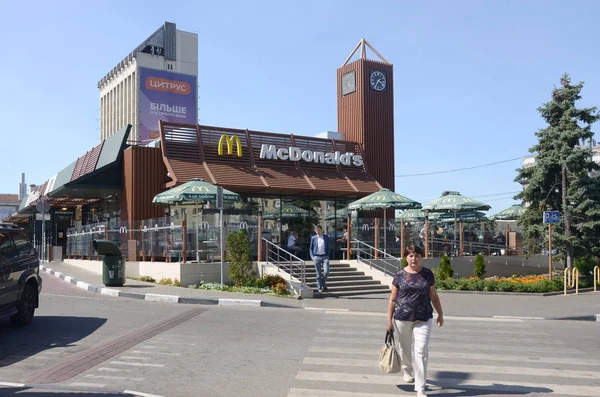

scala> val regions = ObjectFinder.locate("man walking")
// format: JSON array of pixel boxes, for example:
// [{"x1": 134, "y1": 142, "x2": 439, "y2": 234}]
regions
[{"x1": 310, "y1": 225, "x2": 330, "y2": 293}]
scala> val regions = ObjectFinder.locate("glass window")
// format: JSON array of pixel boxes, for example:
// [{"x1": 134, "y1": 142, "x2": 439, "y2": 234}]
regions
[
  {"x1": 12, "y1": 232, "x2": 32, "y2": 257},
  {"x1": 0, "y1": 233, "x2": 17, "y2": 260}
]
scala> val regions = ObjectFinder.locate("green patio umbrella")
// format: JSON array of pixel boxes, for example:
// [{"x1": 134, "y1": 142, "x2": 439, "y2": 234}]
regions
[
  {"x1": 152, "y1": 178, "x2": 240, "y2": 276},
  {"x1": 422, "y1": 193, "x2": 491, "y2": 246},
  {"x1": 396, "y1": 209, "x2": 426, "y2": 223},
  {"x1": 348, "y1": 189, "x2": 421, "y2": 253},
  {"x1": 152, "y1": 178, "x2": 240, "y2": 205},
  {"x1": 263, "y1": 203, "x2": 311, "y2": 220},
  {"x1": 326, "y1": 207, "x2": 349, "y2": 221},
  {"x1": 437, "y1": 211, "x2": 488, "y2": 223},
  {"x1": 490, "y1": 204, "x2": 525, "y2": 221}
]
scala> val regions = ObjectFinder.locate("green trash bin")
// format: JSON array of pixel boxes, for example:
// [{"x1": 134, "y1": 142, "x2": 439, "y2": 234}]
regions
[{"x1": 93, "y1": 240, "x2": 126, "y2": 287}]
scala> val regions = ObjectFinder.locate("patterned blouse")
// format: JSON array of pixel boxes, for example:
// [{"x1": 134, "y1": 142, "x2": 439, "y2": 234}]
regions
[{"x1": 392, "y1": 267, "x2": 435, "y2": 322}]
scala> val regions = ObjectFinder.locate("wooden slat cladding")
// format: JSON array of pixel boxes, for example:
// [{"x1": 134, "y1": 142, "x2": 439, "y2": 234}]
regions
[
  {"x1": 337, "y1": 59, "x2": 395, "y2": 191},
  {"x1": 159, "y1": 121, "x2": 382, "y2": 198},
  {"x1": 121, "y1": 146, "x2": 169, "y2": 223}
]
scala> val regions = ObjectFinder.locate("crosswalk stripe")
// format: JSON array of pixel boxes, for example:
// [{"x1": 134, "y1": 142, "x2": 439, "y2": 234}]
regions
[
  {"x1": 85, "y1": 374, "x2": 144, "y2": 382},
  {"x1": 430, "y1": 351, "x2": 600, "y2": 367},
  {"x1": 325, "y1": 312, "x2": 526, "y2": 322},
  {"x1": 316, "y1": 327, "x2": 542, "y2": 338},
  {"x1": 68, "y1": 382, "x2": 106, "y2": 388},
  {"x1": 310, "y1": 339, "x2": 576, "y2": 355},
  {"x1": 317, "y1": 322, "x2": 534, "y2": 334},
  {"x1": 110, "y1": 361, "x2": 164, "y2": 367},
  {"x1": 307, "y1": 346, "x2": 600, "y2": 366},
  {"x1": 288, "y1": 388, "x2": 399, "y2": 397},
  {"x1": 301, "y1": 357, "x2": 600, "y2": 379},
  {"x1": 295, "y1": 371, "x2": 600, "y2": 396},
  {"x1": 312, "y1": 336, "x2": 563, "y2": 349}
]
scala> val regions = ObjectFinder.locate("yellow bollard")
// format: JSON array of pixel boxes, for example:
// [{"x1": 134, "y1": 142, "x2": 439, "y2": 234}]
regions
[
  {"x1": 594, "y1": 266, "x2": 599, "y2": 293},
  {"x1": 564, "y1": 267, "x2": 579, "y2": 295}
]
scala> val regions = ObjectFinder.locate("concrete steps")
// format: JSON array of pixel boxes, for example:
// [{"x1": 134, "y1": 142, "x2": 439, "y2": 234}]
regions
[{"x1": 283, "y1": 261, "x2": 391, "y2": 298}]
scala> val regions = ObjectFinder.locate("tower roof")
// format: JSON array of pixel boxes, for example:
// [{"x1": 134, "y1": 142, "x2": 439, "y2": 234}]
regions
[{"x1": 342, "y1": 38, "x2": 390, "y2": 67}]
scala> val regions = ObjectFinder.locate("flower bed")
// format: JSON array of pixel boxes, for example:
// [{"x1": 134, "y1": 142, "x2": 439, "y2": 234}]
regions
[{"x1": 436, "y1": 274, "x2": 564, "y2": 293}]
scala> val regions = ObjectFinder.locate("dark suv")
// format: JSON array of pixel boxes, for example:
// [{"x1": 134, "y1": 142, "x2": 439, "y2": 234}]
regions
[{"x1": 0, "y1": 223, "x2": 42, "y2": 326}]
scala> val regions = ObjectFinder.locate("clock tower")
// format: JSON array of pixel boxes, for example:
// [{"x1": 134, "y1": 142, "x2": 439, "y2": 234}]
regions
[{"x1": 337, "y1": 39, "x2": 394, "y2": 191}]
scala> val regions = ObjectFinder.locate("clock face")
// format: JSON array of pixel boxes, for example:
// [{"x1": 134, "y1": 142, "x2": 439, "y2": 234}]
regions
[
  {"x1": 342, "y1": 71, "x2": 356, "y2": 95},
  {"x1": 369, "y1": 70, "x2": 387, "y2": 92}
]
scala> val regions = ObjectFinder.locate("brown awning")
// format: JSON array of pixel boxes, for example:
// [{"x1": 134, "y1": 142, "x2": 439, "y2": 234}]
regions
[{"x1": 159, "y1": 122, "x2": 382, "y2": 198}]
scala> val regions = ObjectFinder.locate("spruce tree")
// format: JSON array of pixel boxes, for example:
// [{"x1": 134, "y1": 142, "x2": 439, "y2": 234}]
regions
[{"x1": 515, "y1": 74, "x2": 600, "y2": 268}]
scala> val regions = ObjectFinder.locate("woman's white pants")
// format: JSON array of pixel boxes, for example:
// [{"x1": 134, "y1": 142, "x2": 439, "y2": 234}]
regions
[{"x1": 394, "y1": 319, "x2": 433, "y2": 392}]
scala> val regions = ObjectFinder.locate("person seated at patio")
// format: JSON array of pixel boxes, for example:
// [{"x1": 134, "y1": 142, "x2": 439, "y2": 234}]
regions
[
  {"x1": 337, "y1": 228, "x2": 348, "y2": 244},
  {"x1": 287, "y1": 231, "x2": 302, "y2": 256}
]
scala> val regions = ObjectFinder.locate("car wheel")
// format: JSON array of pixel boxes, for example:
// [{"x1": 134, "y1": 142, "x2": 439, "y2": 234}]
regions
[{"x1": 10, "y1": 283, "x2": 37, "y2": 326}]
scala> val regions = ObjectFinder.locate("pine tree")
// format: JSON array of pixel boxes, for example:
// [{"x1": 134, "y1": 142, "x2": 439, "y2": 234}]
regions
[{"x1": 515, "y1": 74, "x2": 600, "y2": 268}]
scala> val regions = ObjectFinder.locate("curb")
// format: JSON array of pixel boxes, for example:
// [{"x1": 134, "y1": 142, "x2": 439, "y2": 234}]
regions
[
  {"x1": 0, "y1": 381, "x2": 164, "y2": 396},
  {"x1": 40, "y1": 265, "x2": 298, "y2": 309}
]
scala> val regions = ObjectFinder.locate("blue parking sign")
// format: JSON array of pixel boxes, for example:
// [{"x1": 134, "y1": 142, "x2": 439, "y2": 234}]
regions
[{"x1": 543, "y1": 211, "x2": 561, "y2": 224}]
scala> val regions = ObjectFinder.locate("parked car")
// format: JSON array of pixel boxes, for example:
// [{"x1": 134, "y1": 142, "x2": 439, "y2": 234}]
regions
[{"x1": 0, "y1": 223, "x2": 42, "y2": 326}]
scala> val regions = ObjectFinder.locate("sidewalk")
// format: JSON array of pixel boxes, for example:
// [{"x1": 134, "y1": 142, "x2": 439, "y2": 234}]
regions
[{"x1": 42, "y1": 261, "x2": 600, "y2": 321}]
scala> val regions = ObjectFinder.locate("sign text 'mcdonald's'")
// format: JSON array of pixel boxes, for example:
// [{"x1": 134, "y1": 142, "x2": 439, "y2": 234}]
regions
[{"x1": 258, "y1": 144, "x2": 363, "y2": 167}]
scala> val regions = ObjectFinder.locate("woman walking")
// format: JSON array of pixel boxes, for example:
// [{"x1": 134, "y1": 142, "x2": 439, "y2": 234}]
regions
[{"x1": 386, "y1": 244, "x2": 444, "y2": 397}]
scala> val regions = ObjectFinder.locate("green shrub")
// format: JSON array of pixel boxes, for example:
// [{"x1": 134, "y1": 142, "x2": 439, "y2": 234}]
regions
[
  {"x1": 158, "y1": 277, "x2": 173, "y2": 285},
  {"x1": 227, "y1": 229, "x2": 255, "y2": 287},
  {"x1": 574, "y1": 255, "x2": 598, "y2": 281},
  {"x1": 401, "y1": 258, "x2": 408, "y2": 268},
  {"x1": 474, "y1": 254, "x2": 486, "y2": 278},
  {"x1": 138, "y1": 276, "x2": 156, "y2": 283},
  {"x1": 431, "y1": 267, "x2": 440, "y2": 282},
  {"x1": 438, "y1": 256, "x2": 454, "y2": 280}
]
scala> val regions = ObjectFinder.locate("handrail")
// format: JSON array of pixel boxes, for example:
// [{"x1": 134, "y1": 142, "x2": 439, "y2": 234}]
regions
[
  {"x1": 262, "y1": 238, "x2": 306, "y2": 286},
  {"x1": 351, "y1": 238, "x2": 401, "y2": 277}
]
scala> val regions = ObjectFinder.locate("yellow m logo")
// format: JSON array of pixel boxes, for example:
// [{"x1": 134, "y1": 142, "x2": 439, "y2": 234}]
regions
[
  {"x1": 218, "y1": 134, "x2": 242, "y2": 157},
  {"x1": 192, "y1": 186, "x2": 210, "y2": 192},
  {"x1": 371, "y1": 195, "x2": 386, "y2": 201}
]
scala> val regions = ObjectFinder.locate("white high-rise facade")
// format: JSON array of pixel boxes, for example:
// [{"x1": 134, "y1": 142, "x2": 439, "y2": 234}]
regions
[{"x1": 98, "y1": 22, "x2": 198, "y2": 145}]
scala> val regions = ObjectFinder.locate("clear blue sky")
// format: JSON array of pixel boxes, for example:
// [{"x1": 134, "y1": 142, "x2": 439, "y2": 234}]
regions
[{"x1": 2, "y1": 0, "x2": 600, "y2": 214}]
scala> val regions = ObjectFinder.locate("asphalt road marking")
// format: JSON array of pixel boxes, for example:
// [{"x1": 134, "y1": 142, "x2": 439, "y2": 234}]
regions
[
  {"x1": 68, "y1": 382, "x2": 106, "y2": 387},
  {"x1": 302, "y1": 357, "x2": 600, "y2": 379},
  {"x1": 124, "y1": 390, "x2": 166, "y2": 397},
  {"x1": 98, "y1": 367, "x2": 130, "y2": 372},
  {"x1": 149, "y1": 340, "x2": 195, "y2": 346},
  {"x1": 110, "y1": 361, "x2": 165, "y2": 367},
  {"x1": 23, "y1": 307, "x2": 205, "y2": 384},
  {"x1": 295, "y1": 372, "x2": 600, "y2": 396},
  {"x1": 288, "y1": 389, "x2": 398, "y2": 397},
  {"x1": 129, "y1": 350, "x2": 181, "y2": 356},
  {"x1": 119, "y1": 356, "x2": 152, "y2": 360},
  {"x1": 85, "y1": 374, "x2": 144, "y2": 382}
]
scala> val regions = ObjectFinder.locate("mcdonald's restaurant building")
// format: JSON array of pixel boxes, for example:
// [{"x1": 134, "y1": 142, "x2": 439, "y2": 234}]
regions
[{"x1": 9, "y1": 51, "x2": 397, "y2": 263}]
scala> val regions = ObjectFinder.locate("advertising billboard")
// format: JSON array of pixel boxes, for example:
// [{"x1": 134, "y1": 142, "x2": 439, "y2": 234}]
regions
[{"x1": 139, "y1": 67, "x2": 197, "y2": 144}]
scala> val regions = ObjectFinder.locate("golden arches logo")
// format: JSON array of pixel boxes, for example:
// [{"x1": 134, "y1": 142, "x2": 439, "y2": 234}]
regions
[
  {"x1": 218, "y1": 134, "x2": 242, "y2": 157},
  {"x1": 371, "y1": 195, "x2": 386, "y2": 201},
  {"x1": 191, "y1": 186, "x2": 210, "y2": 192},
  {"x1": 392, "y1": 195, "x2": 408, "y2": 201}
]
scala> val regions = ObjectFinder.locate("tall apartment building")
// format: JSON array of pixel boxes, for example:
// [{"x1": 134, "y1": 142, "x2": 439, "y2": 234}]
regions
[{"x1": 97, "y1": 22, "x2": 198, "y2": 144}]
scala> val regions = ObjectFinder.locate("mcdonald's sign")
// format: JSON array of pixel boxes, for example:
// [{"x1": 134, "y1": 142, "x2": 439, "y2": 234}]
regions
[
  {"x1": 218, "y1": 134, "x2": 242, "y2": 157},
  {"x1": 191, "y1": 186, "x2": 210, "y2": 192}
]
